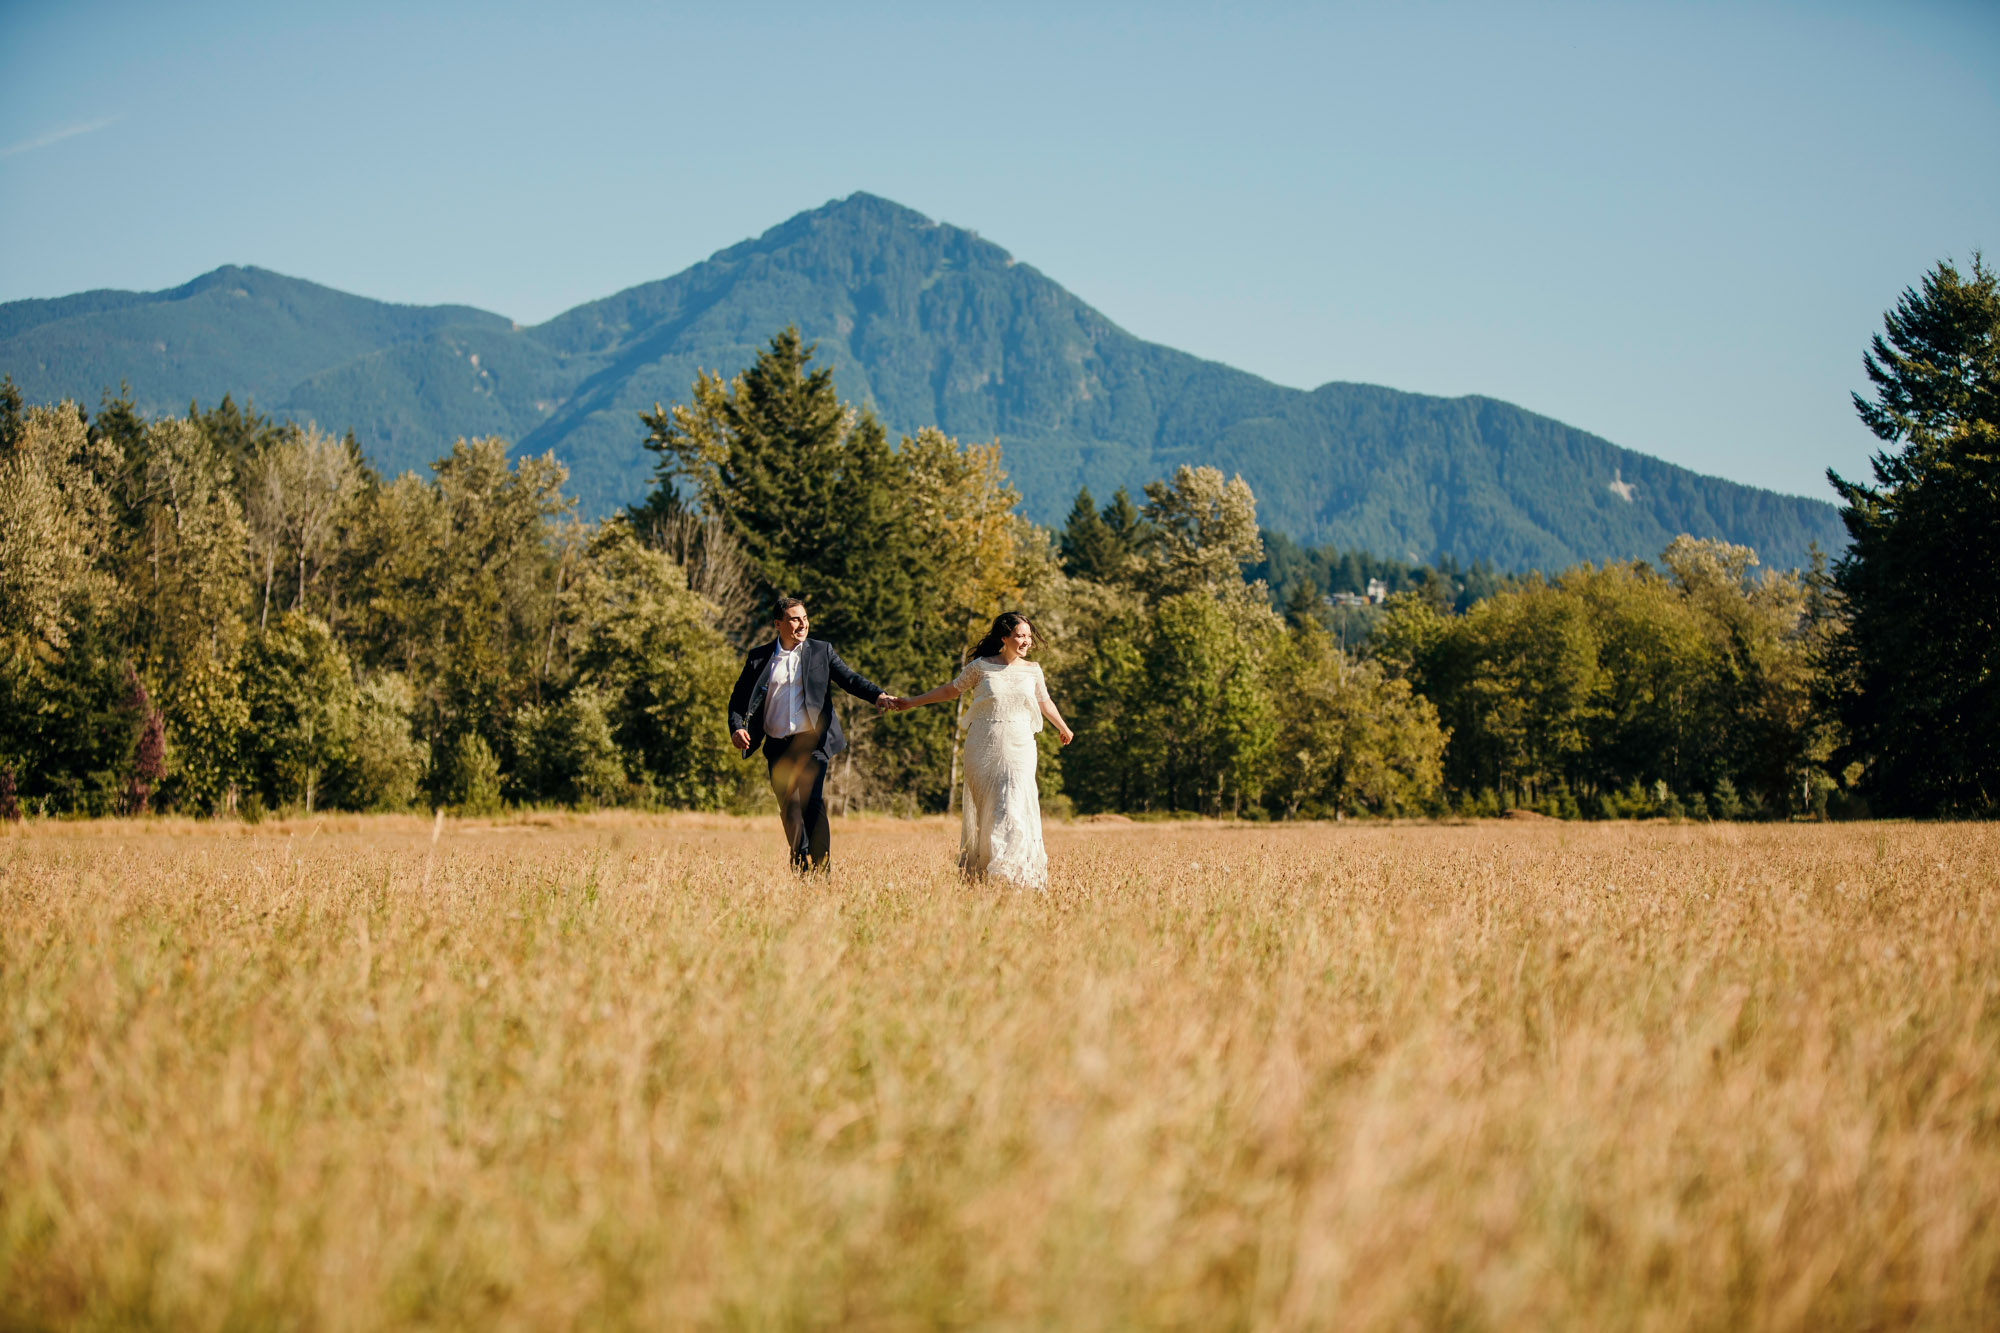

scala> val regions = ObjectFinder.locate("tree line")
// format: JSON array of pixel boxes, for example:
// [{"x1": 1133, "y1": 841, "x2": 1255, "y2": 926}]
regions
[{"x1": 1, "y1": 258, "x2": 1993, "y2": 821}]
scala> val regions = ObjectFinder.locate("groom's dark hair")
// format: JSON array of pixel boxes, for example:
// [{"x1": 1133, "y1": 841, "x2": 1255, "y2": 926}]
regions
[{"x1": 774, "y1": 595, "x2": 807, "y2": 618}]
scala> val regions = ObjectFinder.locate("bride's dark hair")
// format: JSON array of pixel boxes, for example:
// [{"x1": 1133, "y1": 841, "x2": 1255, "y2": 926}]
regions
[{"x1": 971, "y1": 611, "x2": 1031, "y2": 661}]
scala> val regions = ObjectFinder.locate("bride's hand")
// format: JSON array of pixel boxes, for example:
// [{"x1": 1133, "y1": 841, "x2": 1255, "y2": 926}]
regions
[{"x1": 1057, "y1": 726, "x2": 1074, "y2": 746}]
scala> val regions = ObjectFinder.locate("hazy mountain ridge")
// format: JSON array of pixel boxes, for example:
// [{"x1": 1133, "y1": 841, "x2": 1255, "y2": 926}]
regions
[
  {"x1": 2, "y1": 265, "x2": 514, "y2": 414},
  {"x1": 0, "y1": 193, "x2": 1845, "y2": 568}
]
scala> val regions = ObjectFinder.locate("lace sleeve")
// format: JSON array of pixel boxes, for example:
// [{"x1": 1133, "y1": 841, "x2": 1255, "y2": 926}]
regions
[
  {"x1": 1033, "y1": 662, "x2": 1053, "y2": 709},
  {"x1": 951, "y1": 658, "x2": 982, "y2": 695}
]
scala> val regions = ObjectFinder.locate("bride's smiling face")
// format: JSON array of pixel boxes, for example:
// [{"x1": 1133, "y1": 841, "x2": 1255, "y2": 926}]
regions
[{"x1": 1002, "y1": 620, "x2": 1034, "y2": 661}]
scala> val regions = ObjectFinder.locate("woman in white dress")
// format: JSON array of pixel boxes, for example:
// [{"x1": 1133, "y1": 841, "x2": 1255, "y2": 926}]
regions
[{"x1": 888, "y1": 612, "x2": 1074, "y2": 889}]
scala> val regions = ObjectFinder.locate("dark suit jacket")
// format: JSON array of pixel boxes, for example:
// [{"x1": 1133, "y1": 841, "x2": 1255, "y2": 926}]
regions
[{"x1": 728, "y1": 638, "x2": 884, "y2": 759}]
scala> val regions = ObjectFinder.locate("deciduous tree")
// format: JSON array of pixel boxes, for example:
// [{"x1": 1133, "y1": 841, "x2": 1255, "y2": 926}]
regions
[
  {"x1": 1264, "y1": 626, "x2": 1445, "y2": 818},
  {"x1": 241, "y1": 612, "x2": 356, "y2": 813}
]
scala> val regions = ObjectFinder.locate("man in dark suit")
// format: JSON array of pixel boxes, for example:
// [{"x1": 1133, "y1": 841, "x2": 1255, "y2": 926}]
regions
[{"x1": 729, "y1": 596, "x2": 897, "y2": 871}]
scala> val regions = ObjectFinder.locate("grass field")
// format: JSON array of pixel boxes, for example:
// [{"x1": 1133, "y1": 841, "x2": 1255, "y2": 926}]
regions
[{"x1": 3, "y1": 814, "x2": 1997, "y2": 1330}]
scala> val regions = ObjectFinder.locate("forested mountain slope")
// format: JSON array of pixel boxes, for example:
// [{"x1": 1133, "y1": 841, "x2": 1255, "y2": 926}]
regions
[
  {"x1": 0, "y1": 193, "x2": 1843, "y2": 568},
  {"x1": 1, "y1": 265, "x2": 511, "y2": 413}
]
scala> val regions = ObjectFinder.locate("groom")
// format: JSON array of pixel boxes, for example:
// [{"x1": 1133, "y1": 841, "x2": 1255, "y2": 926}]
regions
[{"x1": 729, "y1": 596, "x2": 896, "y2": 872}]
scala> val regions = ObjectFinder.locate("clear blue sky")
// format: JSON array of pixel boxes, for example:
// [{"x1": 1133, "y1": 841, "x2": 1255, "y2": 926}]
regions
[{"x1": 3, "y1": 0, "x2": 1994, "y2": 502}]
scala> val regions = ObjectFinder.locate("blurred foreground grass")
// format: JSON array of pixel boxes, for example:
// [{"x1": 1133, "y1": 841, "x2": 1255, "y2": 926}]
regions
[{"x1": 3, "y1": 813, "x2": 1997, "y2": 1330}]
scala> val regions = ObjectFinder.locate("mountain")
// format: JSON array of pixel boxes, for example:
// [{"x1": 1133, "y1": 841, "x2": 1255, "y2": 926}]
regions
[{"x1": 1, "y1": 193, "x2": 1844, "y2": 569}]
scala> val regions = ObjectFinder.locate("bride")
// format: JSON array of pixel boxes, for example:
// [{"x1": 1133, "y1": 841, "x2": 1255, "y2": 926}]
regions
[{"x1": 888, "y1": 612, "x2": 1074, "y2": 889}]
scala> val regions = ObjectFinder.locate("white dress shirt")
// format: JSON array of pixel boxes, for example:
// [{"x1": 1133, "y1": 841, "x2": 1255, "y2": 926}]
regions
[{"x1": 763, "y1": 641, "x2": 807, "y2": 738}]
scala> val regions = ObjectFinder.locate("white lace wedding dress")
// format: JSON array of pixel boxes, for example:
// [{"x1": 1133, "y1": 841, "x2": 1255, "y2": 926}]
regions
[{"x1": 953, "y1": 656, "x2": 1052, "y2": 889}]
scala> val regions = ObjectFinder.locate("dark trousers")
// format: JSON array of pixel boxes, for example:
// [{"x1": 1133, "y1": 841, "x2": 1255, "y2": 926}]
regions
[{"x1": 764, "y1": 731, "x2": 830, "y2": 871}]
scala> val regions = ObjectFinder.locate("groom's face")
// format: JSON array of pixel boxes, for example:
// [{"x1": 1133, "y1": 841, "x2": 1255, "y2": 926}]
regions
[{"x1": 776, "y1": 605, "x2": 809, "y2": 649}]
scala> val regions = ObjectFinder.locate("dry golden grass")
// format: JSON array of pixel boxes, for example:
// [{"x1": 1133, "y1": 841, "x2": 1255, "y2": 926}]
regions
[{"x1": 2, "y1": 814, "x2": 1996, "y2": 1330}]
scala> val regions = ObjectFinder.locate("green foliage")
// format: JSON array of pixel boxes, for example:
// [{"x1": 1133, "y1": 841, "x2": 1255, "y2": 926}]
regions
[
  {"x1": 1263, "y1": 627, "x2": 1446, "y2": 818},
  {"x1": 1389, "y1": 539, "x2": 1834, "y2": 817},
  {"x1": 0, "y1": 402, "x2": 120, "y2": 652},
  {"x1": 1711, "y1": 776, "x2": 1743, "y2": 820},
  {"x1": 1437, "y1": 578, "x2": 1607, "y2": 800},
  {"x1": 566, "y1": 522, "x2": 739, "y2": 808},
  {"x1": 333, "y1": 673, "x2": 427, "y2": 812},
  {"x1": 1059, "y1": 487, "x2": 1110, "y2": 579},
  {"x1": 1371, "y1": 593, "x2": 1451, "y2": 682},
  {"x1": 160, "y1": 658, "x2": 247, "y2": 815},
  {"x1": 1250, "y1": 530, "x2": 1518, "y2": 621},
  {"x1": 11, "y1": 277, "x2": 1967, "y2": 825},
  {"x1": 0, "y1": 610, "x2": 142, "y2": 815},
  {"x1": 438, "y1": 731, "x2": 503, "y2": 816},
  {"x1": 120, "y1": 414, "x2": 251, "y2": 698},
  {"x1": 642, "y1": 332, "x2": 1036, "y2": 810},
  {"x1": 640, "y1": 327, "x2": 924, "y2": 681},
  {"x1": 1059, "y1": 485, "x2": 1154, "y2": 586},
  {"x1": 191, "y1": 393, "x2": 292, "y2": 481},
  {"x1": 241, "y1": 613, "x2": 355, "y2": 813},
  {"x1": 510, "y1": 688, "x2": 626, "y2": 808},
  {"x1": 1138, "y1": 467, "x2": 1264, "y2": 600},
  {"x1": 1063, "y1": 593, "x2": 1278, "y2": 816},
  {"x1": 0, "y1": 375, "x2": 21, "y2": 452},
  {"x1": 345, "y1": 435, "x2": 574, "y2": 766},
  {"x1": 1827, "y1": 255, "x2": 2000, "y2": 816},
  {"x1": 1597, "y1": 779, "x2": 1660, "y2": 821}
]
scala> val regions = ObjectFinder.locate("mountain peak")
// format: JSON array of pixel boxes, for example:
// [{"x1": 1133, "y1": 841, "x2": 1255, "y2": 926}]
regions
[
  {"x1": 170, "y1": 264, "x2": 276, "y2": 299},
  {"x1": 724, "y1": 191, "x2": 1011, "y2": 267},
  {"x1": 1, "y1": 197, "x2": 1844, "y2": 569},
  {"x1": 814, "y1": 191, "x2": 940, "y2": 228}
]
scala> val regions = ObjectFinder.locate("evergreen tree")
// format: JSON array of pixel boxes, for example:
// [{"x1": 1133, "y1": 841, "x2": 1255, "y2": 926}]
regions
[
  {"x1": 1059, "y1": 485, "x2": 1114, "y2": 579},
  {"x1": 639, "y1": 326, "x2": 916, "y2": 675},
  {"x1": 1100, "y1": 487, "x2": 1150, "y2": 572},
  {"x1": 86, "y1": 384, "x2": 151, "y2": 538},
  {"x1": 1282, "y1": 577, "x2": 1325, "y2": 631},
  {"x1": 190, "y1": 393, "x2": 290, "y2": 481},
  {"x1": 0, "y1": 376, "x2": 22, "y2": 453},
  {"x1": 1054, "y1": 484, "x2": 1156, "y2": 588},
  {"x1": 1827, "y1": 256, "x2": 2000, "y2": 815}
]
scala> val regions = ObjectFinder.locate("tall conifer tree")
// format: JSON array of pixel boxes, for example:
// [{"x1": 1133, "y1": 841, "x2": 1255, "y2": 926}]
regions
[
  {"x1": 639, "y1": 326, "x2": 917, "y2": 677},
  {"x1": 1827, "y1": 256, "x2": 2000, "y2": 815}
]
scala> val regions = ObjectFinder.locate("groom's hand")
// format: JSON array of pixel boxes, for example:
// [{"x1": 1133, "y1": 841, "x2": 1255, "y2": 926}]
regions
[
  {"x1": 731, "y1": 728, "x2": 751, "y2": 753},
  {"x1": 874, "y1": 693, "x2": 899, "y2": 711}
]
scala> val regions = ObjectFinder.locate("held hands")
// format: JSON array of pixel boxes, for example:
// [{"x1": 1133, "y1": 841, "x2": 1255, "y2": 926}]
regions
[{"x1": 874, "y1": 693, "x2": 903, "y2": 712}]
